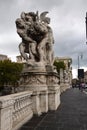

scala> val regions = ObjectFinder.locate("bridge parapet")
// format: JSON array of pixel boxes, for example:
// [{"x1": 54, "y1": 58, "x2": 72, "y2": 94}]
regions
[{"x1": 0, "y1": 91, "x2": 33, "y2": 130}]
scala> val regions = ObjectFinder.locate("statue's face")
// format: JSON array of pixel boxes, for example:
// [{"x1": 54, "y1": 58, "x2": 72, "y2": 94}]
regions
[
  {"x1": 35, "y1": 22, "x2": 48, "y2": 33},
  {"x1": 16, "y1": 18, "x2": 25, "y2": 29},
  {"x1": 25, "y1": 15, "x2": 33, "y2": 23}
]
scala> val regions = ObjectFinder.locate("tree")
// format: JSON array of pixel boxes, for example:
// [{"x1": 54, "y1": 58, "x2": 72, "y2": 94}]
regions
[
  {"x1": 53, "y1": 60, "x2": 66, "y2": 73},
  {"x1": 0, "y1": 60, "x2": 23, "y2": 90}
]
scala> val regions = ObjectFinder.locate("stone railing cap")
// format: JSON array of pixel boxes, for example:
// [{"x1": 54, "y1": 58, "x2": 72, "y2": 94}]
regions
[{"x1": 0, "y1": 96, "x2": 14, "y2": 108}]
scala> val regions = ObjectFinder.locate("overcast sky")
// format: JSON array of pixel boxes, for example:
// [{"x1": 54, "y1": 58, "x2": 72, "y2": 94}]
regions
[{"x1": 0, "y1": 0, "x2": 87, "y2": 78}]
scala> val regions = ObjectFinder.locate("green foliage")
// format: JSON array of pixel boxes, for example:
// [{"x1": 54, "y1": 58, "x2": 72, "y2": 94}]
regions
[
  {"x1": 53, "y1": 60, "x2": 66, "y2": 73},
  {"x1": 0, "y1": 60, "x2": 23, "y2": 87}
]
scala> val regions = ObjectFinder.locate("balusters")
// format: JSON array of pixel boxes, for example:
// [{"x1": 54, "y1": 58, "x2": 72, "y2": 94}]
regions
[{"x1": 12, "y1": 92, "x2": 32, "y2": 126}]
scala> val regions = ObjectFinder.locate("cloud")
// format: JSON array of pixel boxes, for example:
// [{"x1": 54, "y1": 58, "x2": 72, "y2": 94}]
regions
[{"x1": 0, "y1": 0, "x2": 87, "y2": 77}]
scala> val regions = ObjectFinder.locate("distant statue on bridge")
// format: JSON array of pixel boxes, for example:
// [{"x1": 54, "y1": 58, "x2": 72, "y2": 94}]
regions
[{"x1": 15, "y1": 11, "x2": 54, "y2": 66}]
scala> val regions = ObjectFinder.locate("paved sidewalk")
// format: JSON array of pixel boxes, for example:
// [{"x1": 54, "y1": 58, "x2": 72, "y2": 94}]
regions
[{"x1": 19, "y1": 88, "x2": 87, "y2": 130}]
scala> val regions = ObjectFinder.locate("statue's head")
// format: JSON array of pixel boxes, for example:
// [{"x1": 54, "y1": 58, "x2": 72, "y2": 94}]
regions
[
  {"x1": 28, "y1": 12, "x2": 37, "y2": 21},
  {"x1": 34, "y1": 21, "x2": 48, "y2": 34},
  {"x1": 15, "y1": 18, "x2": 25, "y2": 29}
]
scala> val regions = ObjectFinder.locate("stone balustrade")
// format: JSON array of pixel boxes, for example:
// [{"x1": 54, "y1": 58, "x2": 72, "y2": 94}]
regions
[
  {"x1": 0, "y1": 91, "x2": 33, "y2": 130},
  {"x1": 0, "y1": 72, "x2": 60, "y2": 130}
]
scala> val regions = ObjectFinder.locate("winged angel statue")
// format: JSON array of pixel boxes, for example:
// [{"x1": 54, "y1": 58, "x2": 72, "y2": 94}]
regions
[{"x1": 15, "y1": 11, "x2": 54, "y2": 66}]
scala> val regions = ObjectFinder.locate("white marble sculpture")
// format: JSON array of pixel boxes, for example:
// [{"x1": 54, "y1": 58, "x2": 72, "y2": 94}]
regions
[
  {"x1": 15, "y1": 11, "x2": 60, "y2": 117},
  {"x1": 15, "y1": 11, "x2": 54, "y2": 66}
]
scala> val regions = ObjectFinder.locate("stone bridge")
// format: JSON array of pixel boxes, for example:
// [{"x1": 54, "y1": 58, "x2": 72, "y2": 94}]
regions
[
  {"x1": 0, "y1": 10, "x2": 71, "y2": 130},
  {"x1": 0, "y1": 88, "x2": 60, "y2": 130}
]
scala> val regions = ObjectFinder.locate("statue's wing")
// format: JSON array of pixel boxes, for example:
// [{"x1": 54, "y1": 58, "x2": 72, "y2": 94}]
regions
[
  {"x1": 40, "y1": 11, "x2": 49, "y2": 21},
  {"x1": 40, "y1": 11, "x2": 50, "y2": 24}
]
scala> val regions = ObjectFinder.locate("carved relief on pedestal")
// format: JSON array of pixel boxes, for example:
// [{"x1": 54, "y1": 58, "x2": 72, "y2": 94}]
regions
[
  {"x1": 20, "y1": 74, "x2": 46, "y2": 85},
  {"x1": 47, "y1": 75, "x2": 59, "y2": 85}
]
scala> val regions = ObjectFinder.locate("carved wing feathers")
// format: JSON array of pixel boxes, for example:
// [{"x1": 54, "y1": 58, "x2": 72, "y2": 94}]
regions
[{"x1": 40, "y1": 11, "x2": 49, "y2": 22}]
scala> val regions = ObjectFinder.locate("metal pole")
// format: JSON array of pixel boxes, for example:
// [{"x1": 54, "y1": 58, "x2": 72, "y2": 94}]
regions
[
  {"x1": 78, "y1": 55, "x2": 80, "y2": 69},
  {"x1": 85, "y1": 12, "x2": 87, "y2": 43}
]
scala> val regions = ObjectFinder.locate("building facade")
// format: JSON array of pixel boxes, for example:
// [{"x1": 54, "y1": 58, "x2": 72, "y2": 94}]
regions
[
  {"x1": 55, "y1": 57, "x2": 72, "y2": 92},
  {"x1": 0, "y1": 54, "x2": 9, "y2": 61}
]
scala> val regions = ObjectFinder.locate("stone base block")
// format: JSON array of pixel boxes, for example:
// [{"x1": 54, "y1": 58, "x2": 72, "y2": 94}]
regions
[
  {"x1": 60, "y1": 83, "x2": 70, "y2": 93},
  {"x1": 40, "y1": 91, "x2": 48, "y2": 113},
  {"x1": 48, "y1": 87, "x2": 60, "y2": 110},
  {"x1": 31, "y1": 90, "x2": 48, "y2": 115},
  {"x1": 31, "y1": 91, "x2": 41, "y2": 116},
  {"x1": 18, "y1": 65, "x2": 61, "y2": 115}
]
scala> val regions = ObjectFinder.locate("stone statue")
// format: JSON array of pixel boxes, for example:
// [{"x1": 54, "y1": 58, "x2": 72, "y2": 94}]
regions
[
  {"x1": 15, "y1": 11, "x2": 60, "y2": 114},
  {"x1": 15, "y1": 11, "x2": 54, "y2": 66}
]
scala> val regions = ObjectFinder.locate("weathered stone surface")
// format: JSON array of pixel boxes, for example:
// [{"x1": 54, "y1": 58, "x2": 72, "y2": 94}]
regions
[
  {"x1": 15, "y1": 10, "x2": 60, "y2": 129},
  {"x1": 0, "y1": 91, "x2": 33, "y2": 130},
  {"x1": 0, "y1": 10, "x2": 61, "y2": 130},
  {"x1": 0, "y1": 96, "x2": 14, "y2": 130},
  {"x1": 16, "y1": 11, "x2": 54, "y2": 67}
]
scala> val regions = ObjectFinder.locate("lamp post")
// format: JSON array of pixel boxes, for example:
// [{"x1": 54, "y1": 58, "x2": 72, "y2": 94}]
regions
[
  {"x1": 78, "y1": 55, "x2": 80, "y2": 70},
  {"x1": 85, "y1": 12, "x2": 87, "y2": 43},
  {"x1": 78, "y1": 53, "x2": 83, "y2": 69},
  {"x1": 77, "y1": 53, "x2": 83, "y2": 80}
]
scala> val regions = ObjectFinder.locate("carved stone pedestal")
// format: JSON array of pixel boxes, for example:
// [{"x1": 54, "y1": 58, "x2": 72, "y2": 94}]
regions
[
  {"x1": 47, "y1": 73, "x2": 60, "y2": 110},
  {"x1": 19, "y1": 65, "x2": 60, "y2": 115},
  {"x1": 48, "y1": 88, "x2": 60, "y2": 110},
  {"x1": 40, "y1": 90, "x2": 48, "y2": 113},
  {"x1": 16, "y1": 10, "x2": 61, "y2": 117},
  {"x1": 31, "y1": 91, "x2": 42, "y2": 115}
]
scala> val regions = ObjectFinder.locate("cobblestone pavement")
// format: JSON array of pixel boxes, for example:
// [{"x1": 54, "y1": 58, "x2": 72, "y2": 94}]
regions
[{"x1": 19, "y1": 88, "x2": 87, "y2": 130}]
